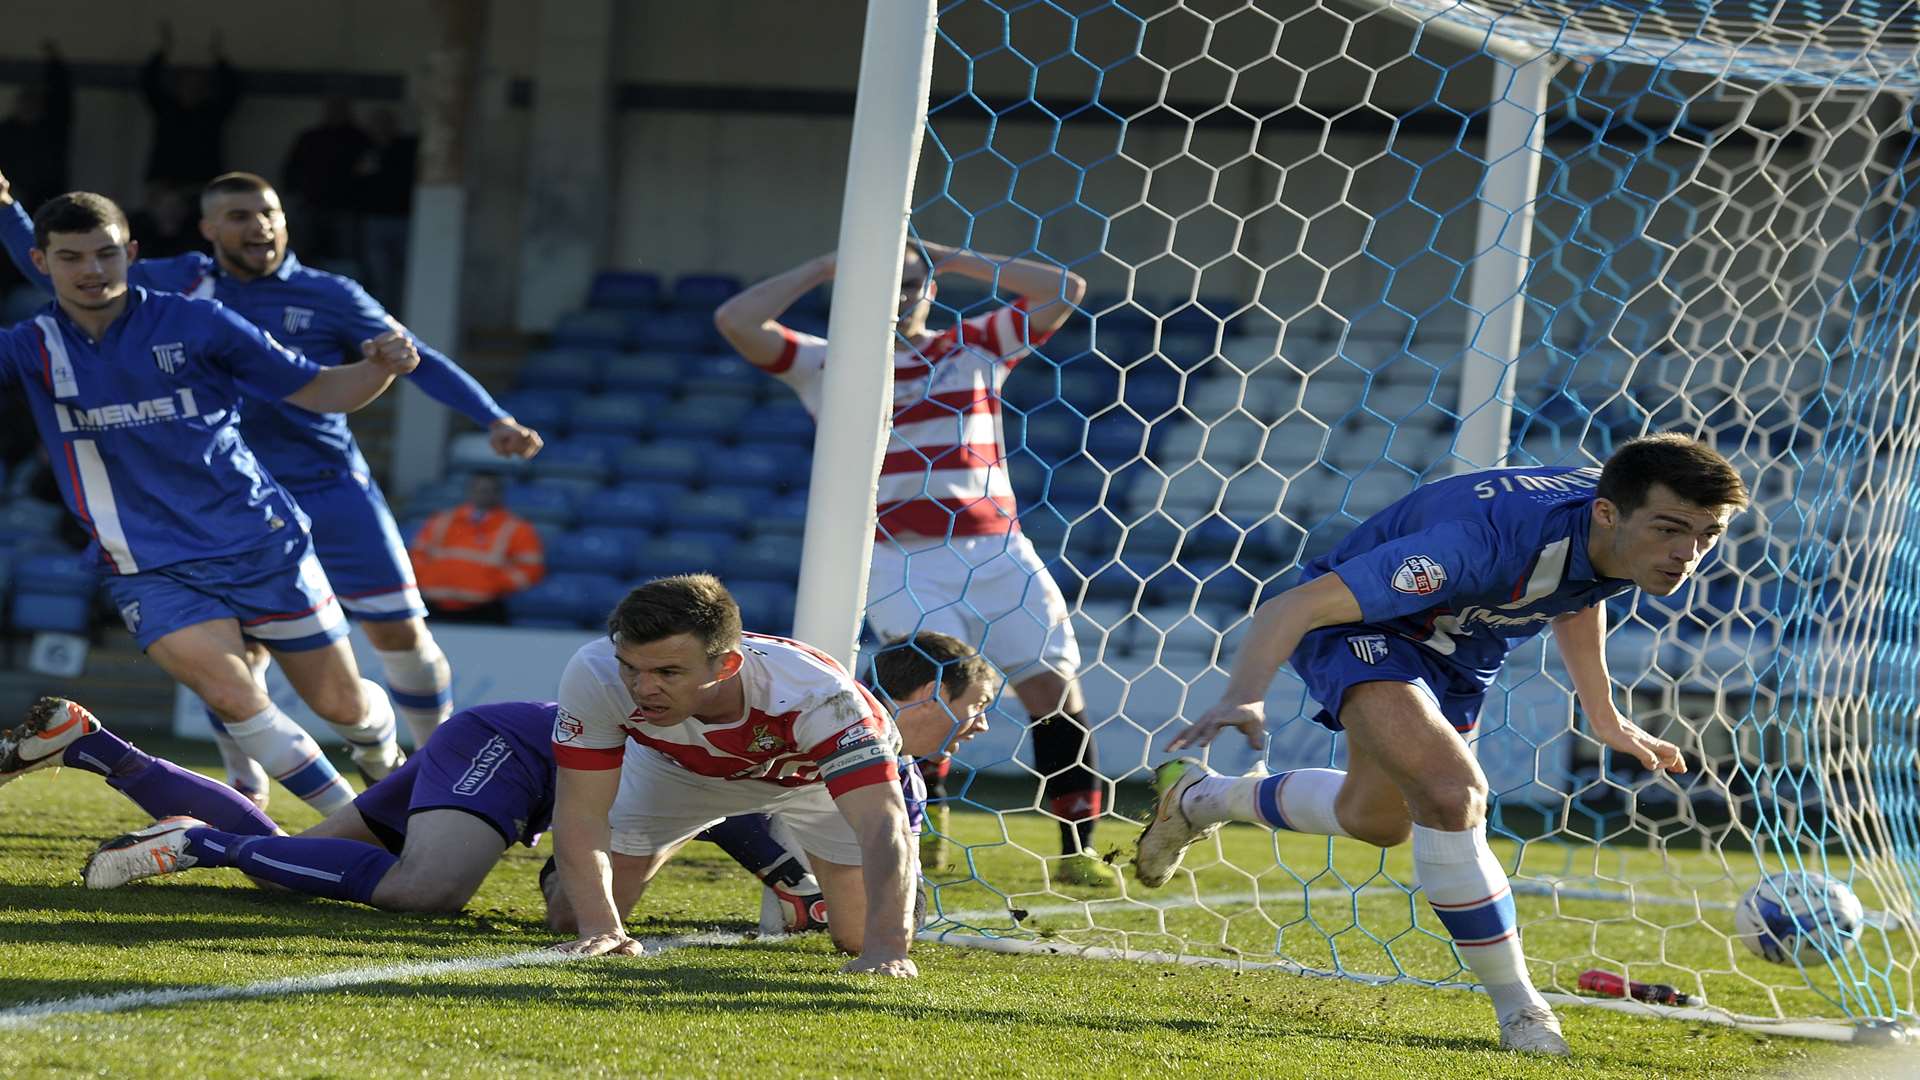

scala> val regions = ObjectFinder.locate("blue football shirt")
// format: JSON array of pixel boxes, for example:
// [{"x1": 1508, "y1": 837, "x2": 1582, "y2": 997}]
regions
[{"x1": 1301, "y1": 465, "x2": 1637, "y2": 684}]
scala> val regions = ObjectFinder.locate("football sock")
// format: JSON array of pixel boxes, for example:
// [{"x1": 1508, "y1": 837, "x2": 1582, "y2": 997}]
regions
[
  {"x1": 203, "y1": 705, "x2": 269, "y2": 806},
  {"x1": 186, "y1": 830, "x2": 395, "y2": 905},
  {"x1": 1183, "y1": 768, "x2": 1352, "y2": 838},
  {"x1": 223, "y1": 704, "x2": 356, "y2": 815},
  {"x1": 62, "y1": 727, "x2": 277, "y2": 836},
  {"x1": 700, "y1": 814, "x2": 811, "y2": 887},
  {"x1": 326, "y1": 679, "x2": 403, "y2": 775},
  {"x1": 372, "y1": 643, "x2": 453, "y2": 748},
  {"x1": 1412, "y1": 823, "x2": 1547, "y2": 1023},
  {"x1": 1033, "y1": 708, "x2": 1102, "y2": 853}
]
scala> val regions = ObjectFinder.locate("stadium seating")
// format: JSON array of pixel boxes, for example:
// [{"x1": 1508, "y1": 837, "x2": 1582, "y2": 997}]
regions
[
  {"x1": 545, "y1": 527, "x2": 642, "y2": 578},
  {"x1": 516, "y1": 350, "x2": 604, "y2": 393},
  {"x1": 587, "y1": 270, "x2": 663, "y2": 311},
  {"x1": 651, "y1": 395, "x2": 754, "y2": 440},
  {"x1": 528, "y1": 440, "x2": 611, "y2": 482},
  {"x1": 730, "y1": 579, "x2": 797, "y2": 634},
  {"x1": 9, "y1": 551, "x2": 100, "y2": 636},
  {"x1": 506, "y1": 572, "x2": 622, "y2": 628},
  {"x1": 628, "y1": 310, "x2": 719, "y2": 353},
  {"x1": 618, "y1": 442, "x2": 707, "y2": 487},
  {"x1": 672, "y1": 274, "x2": 744, "y2": 311},
  {"x1": 505, "y1": 483, "x2": 577, "y2": 527},
  {"x1": 550, "y1": 312, "x2": 627, "y2": 351},
  {"x1": 570, "y1": 394, "x2": 658, "y2": 437},
  {"x1": 633, "y1": 533, "x2": 736, "y2": 580}
]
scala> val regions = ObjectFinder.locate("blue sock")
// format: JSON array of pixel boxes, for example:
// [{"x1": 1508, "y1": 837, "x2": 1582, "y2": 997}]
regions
[
  {"x1": 700, "y1": 814, "x2": 805, "y2": 886},
  {"x1": 187, "y1": 830, "x2": 396, "y2": 905},
  {"x1": 64, "y1": 729, "x2": 277, "y2": 836}
]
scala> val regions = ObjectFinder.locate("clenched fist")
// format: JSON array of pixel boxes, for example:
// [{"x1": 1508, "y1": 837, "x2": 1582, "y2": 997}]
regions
[{"x1": 360, "y1": 330, "x2": 419, "y2": 377}]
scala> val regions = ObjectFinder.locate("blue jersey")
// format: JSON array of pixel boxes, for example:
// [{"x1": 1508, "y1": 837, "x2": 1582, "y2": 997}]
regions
[
  {"x1": 1302, "y1": 465, "x2": 1636, "y2": 685},
  {"x1": 1, "y1": 204, "x2": 508, "y2": 488},
  {"x1": 0, "y1": 289, "x2": 322, "y2": 573}
]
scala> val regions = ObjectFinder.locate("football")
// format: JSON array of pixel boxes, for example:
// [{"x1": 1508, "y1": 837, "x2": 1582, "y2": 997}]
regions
[{"x1": 1735, "y1": 871, "x2": 1865, "y2": 965}]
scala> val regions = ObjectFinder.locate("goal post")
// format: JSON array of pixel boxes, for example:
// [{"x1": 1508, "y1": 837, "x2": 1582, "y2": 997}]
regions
[{"x1": 800, "y1": 0, "x2": 1920, "y2": 1039}]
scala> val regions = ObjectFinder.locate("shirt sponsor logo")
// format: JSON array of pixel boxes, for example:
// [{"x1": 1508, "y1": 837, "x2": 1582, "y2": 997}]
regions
[
  {"x1": 835, "y1": 723, "x2": 875, "y2": 750},
  {"x1": 453, "y1": 735, "x2": 510, "y2": 796},
  {"x1": 553, "y1": 709, "x2": 584, "y2": 743},
  {"x1": 53, "y1": 390, "x2": 200, "y2": 433},
  {"x1": 151, "y1": 342, "x2": 186, "y2": 375},
  {"x1": 1391, "y1": 555, "x2": 1447, "y2": 596},
  {"x1": 1347, "y1": 634, "x2": 1389, "y2": 665},
  {"x1": 283, "y1": 307, "x2": 315, "y2": 335}
]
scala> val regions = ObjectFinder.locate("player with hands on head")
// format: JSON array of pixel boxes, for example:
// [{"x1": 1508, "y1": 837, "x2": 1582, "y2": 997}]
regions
[
  {"x1": 546, "y1": 575, "x2": 919, "y2": 976},
  {"x1": 1135, "y1": 436, "x2": 1747, "y2": 1055},
  {"x1": 715, "y1": 241, "x2": 1115, "y2": 887}
]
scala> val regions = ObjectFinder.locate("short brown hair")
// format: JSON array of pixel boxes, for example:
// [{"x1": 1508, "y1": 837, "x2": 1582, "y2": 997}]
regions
[
  {"x1": 606, "y1": 574, "x2": 742, "y2": 659},
  {"x1": 1597, "y1": 433, "x2": 1750, "y2": 516},
  {"x1": 32, "y1": 192, "x2": 130, "y2": 249},
  {"x1": 200, "y1": 172, "x2": 277, "y2": 212},
  {"x1": 868, "y1": 632, "x2": 994, "y2": 704}
]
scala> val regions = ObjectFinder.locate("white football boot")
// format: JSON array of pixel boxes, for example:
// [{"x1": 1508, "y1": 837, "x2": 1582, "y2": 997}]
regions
[
  {"x1": 1498, "y1": 1004, "x2": 1571, "y2": 1056},
  {"x1": 0, "y1": 697, "x2": 100, "y2": 785},
  {"x1": 1132, "y1": 758, "x2": 1222, "y2": 888},
  {"x1": 83, "y1": 816, "x2": 205, "y2": 889}
]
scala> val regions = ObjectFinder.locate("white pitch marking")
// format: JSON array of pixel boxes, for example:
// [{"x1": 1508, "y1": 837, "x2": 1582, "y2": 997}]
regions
[{"x1": 0, "y1": 931, "x2": 753, "y2": 1029}]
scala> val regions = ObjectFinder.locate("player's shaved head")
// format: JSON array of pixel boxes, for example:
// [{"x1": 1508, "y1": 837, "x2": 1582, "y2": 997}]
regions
[
  {"x1": 608, "y1": 573, "x2": 743, "y2": 660},
  {"x1": 32, "y1": 192, "x2": 130, "y2": 250},
  {"x1": 1598, "y1": 433, "x2": 1749, "y2": 516},
  {"x1": 200, "y1": 171, "x2": 278, "y2": 214}
]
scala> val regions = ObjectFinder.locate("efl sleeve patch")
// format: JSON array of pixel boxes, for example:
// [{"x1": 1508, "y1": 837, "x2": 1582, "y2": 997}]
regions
[{"x1": 1390, "y1": 555, "x2": 1448, "y2": 596}]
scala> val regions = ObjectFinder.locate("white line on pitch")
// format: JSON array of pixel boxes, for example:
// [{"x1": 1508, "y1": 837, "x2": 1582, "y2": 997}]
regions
[{"x1": 0, "y1": 931, "x2": 753, "y2": 1029}]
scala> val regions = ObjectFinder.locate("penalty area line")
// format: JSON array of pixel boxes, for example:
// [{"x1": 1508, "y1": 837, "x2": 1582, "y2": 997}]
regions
[{"x1": 0, "y1": 931, "x2": 754, "y2": 1029}]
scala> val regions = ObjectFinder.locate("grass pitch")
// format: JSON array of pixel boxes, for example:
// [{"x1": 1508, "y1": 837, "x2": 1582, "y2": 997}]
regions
[{"x1": 0, "y1": 737, "x2": 1906, "y2": 1079}]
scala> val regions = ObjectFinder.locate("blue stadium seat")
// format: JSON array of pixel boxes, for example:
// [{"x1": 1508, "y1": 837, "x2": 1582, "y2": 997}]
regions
[
  {"x1": 0, "y1": 500, "x2": 67, "y2": 539},
  {"x1": 545, "y1": 528, "x2": 639, "y2": 578},
  {"x1": 496, "y1": 389, "x2": 575, "y2": 436},
  {"x1": 735, "y1": 403, "x2": 815, "y2": 446},
  {"x1": 730, "y1": 534, "x2": 801, "y2": 584},
  {"x1": 633, "y1": 534, "x2": 736, "y2": 579},
  {"x1": 506, "y1": 572, "x2": 620, "y2": 629},
  {"x1": 516, "y1": 350, "x2": 603, "y2": 393},
  {"x1": 598, "y1": 483, "x2": 671, "y2": 530},
  {"x1": 600, "y1": 353, "x2": 680, "y2": 395},
  {"x1": 550, "y1": 311, "x2": 627, "y2": 351},
  {"x1": 730, "y1": 580, "x2": 797, "y2": 635},
  {"x1": 672, "y1": 274, "x2": 744, "y2": 311},
  {"x1": 750, "y1": 492, "x2": 810, "y2": 539},
  {"x1": 404, "y1": 475, "x2": 471, "y2": 516},
  {"x1": 670, "y1": 490, "x2": 754, "y2": 534},
  {"x1": 9, "y1": 552, "x2": 100, "y2": 635},
  {"x1": 618, "y1": 442, "x2": 706, "y2": 486},
  {"x1": 677, "y1": 354, "x2": 763, "y2": 399},
  {"x1": 505, "y1": 483, "x2": 577, "y2": 527},
  {"x1": 570, "y1": 393, "x2": 657, "y2": 437},
  {"x1": 651, "y1": 395, "x2": 753, "y2": 441},
  {"x1": 562, "y1": 431, "x2": 642, "y2": 460},
  {"x1": 588, "y1": 270, "x2": 663, "y2": 311},
  {"x1": 626, "y1": 310, "x2": 717, "y2": 353},
  {"x1": 530, "y1": 440, "x2": 610, "y2": 482},
  {"x1": 711, "y1": 445, "x2": 795, "y2": 491}
]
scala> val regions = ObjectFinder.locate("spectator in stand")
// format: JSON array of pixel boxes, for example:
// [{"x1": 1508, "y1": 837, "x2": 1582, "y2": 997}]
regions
[
  {"x1": 354, "y1": 106, "x2": 418, "y2": 308},
  {"x1": 0, "y1": 40, "x2": 72, "y2": 213},
  {"x1": 126, "y1": 182, "x2": 204, "y2": 260},
  {"x1": 282, "y1": 96, "x2": 371, "y2": 263},
  {"x1": 142, "y1": 22, "x2": 241, "y2": 188},
  {"x1": 409, "y1": 474, "x2": 546, "y2": 624}
]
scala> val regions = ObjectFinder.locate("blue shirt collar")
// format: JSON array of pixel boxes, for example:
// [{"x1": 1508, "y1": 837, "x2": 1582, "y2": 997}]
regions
[
  {"x1": 48, "y1": 284, "x2": 147, "y2": 338},
  {"x1": 1565, "y1": 497, "x2": 1628, "y2": 587}
]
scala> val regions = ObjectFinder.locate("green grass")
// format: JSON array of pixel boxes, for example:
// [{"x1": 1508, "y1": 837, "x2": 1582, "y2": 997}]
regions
[{"x1": 0, "y1": 738, "x2": 1906, "y2": 1079}]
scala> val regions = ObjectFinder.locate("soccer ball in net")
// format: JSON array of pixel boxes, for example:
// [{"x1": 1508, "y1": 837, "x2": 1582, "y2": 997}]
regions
[{"x1": 1735, "y1": 872, "x2": 1866, "y2": 966}]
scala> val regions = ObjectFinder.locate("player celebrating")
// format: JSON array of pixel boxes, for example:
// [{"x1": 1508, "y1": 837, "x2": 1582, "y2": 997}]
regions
[
  {"x1": 0, "y1": 170, "x2": 541, "y2": 796},
  {"x1": 1133, "y1": 435, "x2": 1749, "y2": 1055},
  {"x1": 547, "y1": 574, "x2": 918, "y2": 975},
  {"x1": 714, "y1": 242, "x2": 1112, "y2": 885},
  {"x1": 0, "y1": 192, "x2": 416, "y2": 817}
]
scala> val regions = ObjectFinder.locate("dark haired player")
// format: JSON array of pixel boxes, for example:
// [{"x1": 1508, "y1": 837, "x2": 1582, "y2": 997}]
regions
[
  {"x1": 1135, "y1": 434, "x2": 1751, "y2": 1055},
  {"x1": 0, "y1": 169, "x2": 541, "y2": 802}
]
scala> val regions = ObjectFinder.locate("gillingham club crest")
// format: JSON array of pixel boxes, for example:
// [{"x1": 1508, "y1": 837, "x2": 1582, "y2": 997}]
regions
[
  {"x1": 1391, "y1": 554, "x2": 1447, "y2": 596},
  {"x1": 1347, "y1": 634, "x2": 1390, "y2": 665}
]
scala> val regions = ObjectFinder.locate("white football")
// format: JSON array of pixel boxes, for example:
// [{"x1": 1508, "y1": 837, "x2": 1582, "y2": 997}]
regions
[{"x1": 1735, "y1": 871, "x2": 1864, "y2": 965}]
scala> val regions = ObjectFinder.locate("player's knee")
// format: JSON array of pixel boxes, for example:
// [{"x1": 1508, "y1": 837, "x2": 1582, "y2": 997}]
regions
[
  {"x1": 378, "y1": 876, "x2": 471, "y2": 914},
  {"x1": 1349, "y1": 813, "x2": 1412, "y2": 849},
  {"x1": 828, "y1": 925, "x2": 862, "y2": 956},
  {"x1": 1408, "y1": 776, "x2": 1487, "y2": 831},
  {"x1": 304, "y1": 678, "x2": 371, "y2": 727},
  {"x1": 201, "y1": 681, "x2": 270, "y2": 724}
]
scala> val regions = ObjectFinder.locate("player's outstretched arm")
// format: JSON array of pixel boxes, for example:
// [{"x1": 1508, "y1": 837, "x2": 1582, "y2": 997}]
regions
[
  {"x1": 833, "y1": 781, "x2": 918, "y2": 977},
  {"x1": 1550, "y1": 604, "x2": 1687, "y2": 773},
  {"x1": 0, "y1": 173, "x2": 47, "y2": 290},
  {"x1": 548, "y1": 765, "x2": 642, "y2": 956},
  {"x1": 1166, "y1": 572, "x2": 1364, "y2": 752},
  {"x1": 282, "y1": 331, "x2": 418, "y2": 414},
  {"x1": 713, "y1": 253, "x2": 835, "y2": 368},
  {"x1": 918, "y1": 241, "x2": 1087, "y2": 337}
]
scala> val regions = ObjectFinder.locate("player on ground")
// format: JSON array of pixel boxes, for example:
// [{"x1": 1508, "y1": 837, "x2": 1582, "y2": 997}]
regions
[
  {"x1": 1133, "y1": 435, "x2": 1749, "y2": 1055},
  {"x1": 547, "y1": 574, "x2": 918, "y2": 974},
  {"x1": 0, "y1": 170, "x2": 541, "y2": 801},
  {"x1": 0, "y1": 192, "x2": 416, "y2": 817},
  {"x1": 714, "y1": 242, "x2": 1113, "y2": 885}
]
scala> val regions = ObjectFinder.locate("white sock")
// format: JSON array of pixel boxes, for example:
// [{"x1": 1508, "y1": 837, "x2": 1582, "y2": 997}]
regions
[
  {"x1": 1182, "y1": 769, "x2": 1351, "y2": 837},
  {"x1": 223, "y1": 705, "x2": 355, "y2": 815},
  {"x1": 1412, "y1": 823, "x2": 1546, "y2": 1022},
  {"x1": 204, "y1": 704, "x2": 268, "y2": 800},
  {"x1": 324, "y1": 678, "x2": 402, "y2": 772},
  {"x1": 372, "y1": 643, "x2": 453, "y2": 748}
]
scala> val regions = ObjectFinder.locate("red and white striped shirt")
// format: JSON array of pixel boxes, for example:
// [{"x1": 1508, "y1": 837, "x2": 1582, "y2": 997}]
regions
[
  {"x1": 552, "y1": 633, "x2": 901, "y2": 798},
  {"x1": 767, "y1": 300, "x2": 1053, "y2": 538}
]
